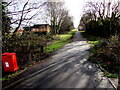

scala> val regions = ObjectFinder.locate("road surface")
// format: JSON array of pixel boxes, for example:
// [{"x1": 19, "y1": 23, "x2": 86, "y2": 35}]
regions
[{"x1": 4, "y1": 31, "x2": 113, "y2": 89}]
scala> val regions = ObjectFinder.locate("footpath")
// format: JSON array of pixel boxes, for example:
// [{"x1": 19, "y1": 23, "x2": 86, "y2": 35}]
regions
[{"x1": 3, "y1": 31, "x2": 117, "y2": 89}]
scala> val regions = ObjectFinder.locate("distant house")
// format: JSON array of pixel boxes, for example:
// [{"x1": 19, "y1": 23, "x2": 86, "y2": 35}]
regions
[
  {"x1": 16, "y1": 28, "x2": 24, "y2": 35},
  {"x1": 24, "y1": 24, "x2": 51, "y2": 35}
]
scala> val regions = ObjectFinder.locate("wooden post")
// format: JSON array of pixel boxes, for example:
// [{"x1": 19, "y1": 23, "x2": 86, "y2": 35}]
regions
[{"x1": 41, "y1": 45, "x2": 44, "y2": 53}]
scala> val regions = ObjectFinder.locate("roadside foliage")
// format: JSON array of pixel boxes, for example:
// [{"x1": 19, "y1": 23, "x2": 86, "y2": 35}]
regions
[{"x1": 79, "y1": 0, "x2": 120, "y2": 78}]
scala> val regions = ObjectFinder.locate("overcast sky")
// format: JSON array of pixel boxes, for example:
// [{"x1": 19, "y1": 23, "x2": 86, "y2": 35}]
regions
[
  {"x1": 7, "y1": 0, "x2": 119, "y2": 28},
  {"x1": 47, "y1": 0, "x2": 87, "y2": 28},
  {"x1": 64, "y1": 0, "x2": 86, "y2": 28},
  {"x1": 57, "y1": 0, "x2": 119, "y2": 28},
  {"x1": 7, "y1": 0, "x2": 88, "y2": 28}
]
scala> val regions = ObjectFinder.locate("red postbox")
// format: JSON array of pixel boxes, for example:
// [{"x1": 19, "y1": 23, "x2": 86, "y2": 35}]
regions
[{"x1": 2, "y1": 53, "x2": 18, "y2": 72}]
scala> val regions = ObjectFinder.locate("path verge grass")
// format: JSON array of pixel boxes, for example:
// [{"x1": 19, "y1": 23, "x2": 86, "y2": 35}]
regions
[
  {"x1": 45, "y1": 29, "x2": 77, "y2": 53},
  {"x1": 2, "y1": 29, "x2": 77, "y2": 82},
  {"x1": 80, "y1": 31, "x2": 100, "y2": 46}
]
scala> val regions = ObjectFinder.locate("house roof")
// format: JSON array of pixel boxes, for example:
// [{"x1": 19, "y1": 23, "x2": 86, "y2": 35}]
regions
[
  {"x1": 32, "y1": 24, "x2": 49, "y2": 28},
  {"x1": 16, "y1": 28, "x2": 24, "y2": 33},
  {"x1": 23, "y1": 24, "x2": 50, "y2": 30}
]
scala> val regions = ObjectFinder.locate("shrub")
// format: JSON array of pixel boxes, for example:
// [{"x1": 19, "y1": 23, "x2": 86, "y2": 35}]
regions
[
  {"x1": 2, "y1": 32, "x2": 47, "y2": 69},
  {"x1": 89, "y1": 34, "x2": 120, "y2": 77},
  {"x1": 86, "y1": 18, "x2": 120, "y2": 38}
]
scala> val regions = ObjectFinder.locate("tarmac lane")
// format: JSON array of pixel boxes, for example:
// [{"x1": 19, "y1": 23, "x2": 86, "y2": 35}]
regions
[{"x1": 3, "y1": 31, "x2": 114, "y2": 89}]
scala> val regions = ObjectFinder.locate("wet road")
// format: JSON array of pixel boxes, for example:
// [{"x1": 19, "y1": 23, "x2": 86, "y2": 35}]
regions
[{"x1": 5, "y1": 31, "x2": 113, "y2": 89}]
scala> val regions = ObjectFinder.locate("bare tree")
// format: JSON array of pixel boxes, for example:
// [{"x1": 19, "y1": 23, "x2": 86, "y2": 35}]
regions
[
  {"x1": 79, "y1": 12, "x2": 94, "y2": 30},
  {"x1": 80, "y1": 0, "x2": 120, "y2": 29},
  {"x1": 6, "y1": 0, "x2": 46, "y2": 37},
  {"x1": 44, "y1": 2, "x2": 74, "y2": 34},
  {"x1": 84, "y1": 0, "x2": 120, "y2": 20},
  {"x1": 59, "y1": 13, "x2": 73, "y2": 32}
]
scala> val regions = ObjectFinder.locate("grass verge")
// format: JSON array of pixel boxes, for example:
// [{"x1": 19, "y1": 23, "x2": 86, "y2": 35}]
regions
[
  {"x1": 0, "y1": 78, "x2": 10, "y2": 81},
  {"x1": 80, "y1": 31, "x2": 100, "y2": 46},
  {"x1": 45, "y1": 29, "x2": 77, "y2": 53},
  {"x1": 2, "y1": 29, "x2": 77, "y2": 82}
]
